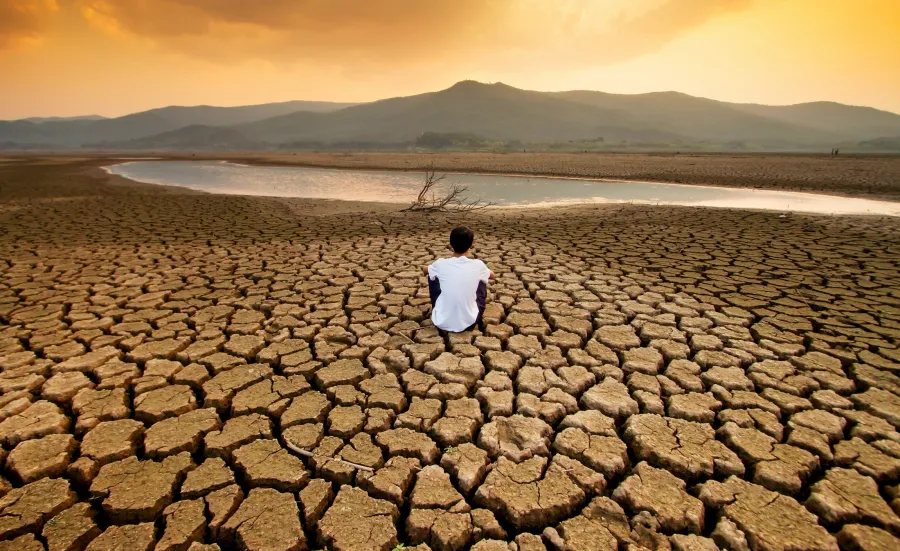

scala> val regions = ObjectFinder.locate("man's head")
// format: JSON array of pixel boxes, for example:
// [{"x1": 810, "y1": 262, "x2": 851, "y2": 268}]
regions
[{"x1": 450, "y1": 226, "x2": 475, "y2": 254}]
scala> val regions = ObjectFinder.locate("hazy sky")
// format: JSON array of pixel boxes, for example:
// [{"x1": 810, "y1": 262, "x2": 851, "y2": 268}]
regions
[{"x1": 1, "y1": 0, "x2": 898, "y2": 119}]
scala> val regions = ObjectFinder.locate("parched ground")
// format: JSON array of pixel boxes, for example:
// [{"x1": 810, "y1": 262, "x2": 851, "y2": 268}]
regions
[{"x1": 1, "y1": 157, "x2": 900, "y2": 551}]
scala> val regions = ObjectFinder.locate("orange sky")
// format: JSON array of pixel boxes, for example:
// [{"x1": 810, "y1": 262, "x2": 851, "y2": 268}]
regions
[{"x1": 1, "y1": 0, "x2": 898, "y2": 119}]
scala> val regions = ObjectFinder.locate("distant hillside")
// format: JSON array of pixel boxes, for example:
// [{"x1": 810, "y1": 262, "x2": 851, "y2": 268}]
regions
[
  {"x1": 852, "y1": 136, "x2": 900, "y2": 152},
  {"x1": 235, "y1": 81, "x2": 685, "y2": 144},
  {"x1": 3, "y1": 82, "x2": 900, "y2": 151},
  {"x1": 0, "y1": 100, "x2": 356, "y2": 147},
  {"x1": 551, "y1": 90, "x2": 839, "y2": 144},
  {"x1": 21, "y1": 115, "x2": 107, "y2": 123},
  {"x1": 731, "y1": 102, "x2": 900, "y2": 141},
  {"x1": 106, "y1": 125, "x2": 257, "y2": 150}
]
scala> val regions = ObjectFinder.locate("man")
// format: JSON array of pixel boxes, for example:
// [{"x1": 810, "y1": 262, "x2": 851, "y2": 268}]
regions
[{"x1": 423, "y1": 226, "x2": 495, "y2": 332}]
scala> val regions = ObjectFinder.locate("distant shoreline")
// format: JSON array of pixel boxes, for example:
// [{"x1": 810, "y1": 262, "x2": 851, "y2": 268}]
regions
[
  {"x1": 3, "y1": 151, "x2": 900, "y2": 202},
  {"x1": 74, "y1": 151, "x2": 900, "y2": 203},
  {"x1": 101, "y1": 159, "x2": 900, "y2": 218}
]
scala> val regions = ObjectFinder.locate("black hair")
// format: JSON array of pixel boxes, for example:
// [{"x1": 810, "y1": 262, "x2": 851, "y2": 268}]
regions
[{"x1": 450, "y1": 226, "x2": 475, "y2": 253}]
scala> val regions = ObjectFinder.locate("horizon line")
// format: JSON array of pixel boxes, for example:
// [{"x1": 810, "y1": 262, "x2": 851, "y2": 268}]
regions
[{"x1": 7, "y1": 80, "x2": 899, "y2": 121}]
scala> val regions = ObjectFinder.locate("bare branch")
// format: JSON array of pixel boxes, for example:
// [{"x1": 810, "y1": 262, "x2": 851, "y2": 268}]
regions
[{"x1": 402, "y1": 163, "x2": 494, "y2": 213}]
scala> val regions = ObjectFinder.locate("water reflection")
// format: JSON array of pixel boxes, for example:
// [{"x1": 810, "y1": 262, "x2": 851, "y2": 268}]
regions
[{"x1": 105, "y1": 161, "x2": 900, "y2": 217}]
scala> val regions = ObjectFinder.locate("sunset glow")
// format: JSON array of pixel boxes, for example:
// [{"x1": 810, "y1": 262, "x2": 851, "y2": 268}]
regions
[{"x1": 1, "y1": 0, "x2": 898, "y2": 118}]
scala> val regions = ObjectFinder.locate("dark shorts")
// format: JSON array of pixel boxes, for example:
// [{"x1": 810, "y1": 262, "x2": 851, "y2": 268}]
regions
[{"x1": 428, "y1": 278, "x2": 487, "y2": 332}]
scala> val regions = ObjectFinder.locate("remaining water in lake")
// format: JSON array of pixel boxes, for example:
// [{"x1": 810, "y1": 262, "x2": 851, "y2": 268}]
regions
[{"x1": 106, "y1": 161, "x2": 900, "y2": 216}]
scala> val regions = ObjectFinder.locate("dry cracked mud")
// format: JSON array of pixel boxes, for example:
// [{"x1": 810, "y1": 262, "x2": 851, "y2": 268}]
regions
[{"x1": 1, "y1": 157, "x2": 900, "y2": 551}]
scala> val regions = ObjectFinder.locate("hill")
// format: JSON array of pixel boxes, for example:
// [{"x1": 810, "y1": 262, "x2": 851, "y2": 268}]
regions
[
  {"x1": 731, "y1": 102, "x2": 900, "y2": 141},
  {"x1": 21, "y1": 115, "x2": 107, "y2": 123},
  {"x1": 3, "y1": 82, "x2": 899, "y2": 151},
  {"x1": 551, "y1": 90, "x2": 839, "y2": 144},
  {"x1": 236, "y1": 81, "x2": 685, "y2": 144},
  {"x1": 851, "y1": 136, "x2": 900, "y2": 152},
  {"x1": 0, "y1": 100, "x2": 356, "y2": 147}
]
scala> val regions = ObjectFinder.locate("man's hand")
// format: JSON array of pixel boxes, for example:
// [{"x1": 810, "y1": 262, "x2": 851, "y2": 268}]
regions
[
  {"x1": 489, "y1": 270, "x2": 496, "y2": 280},
  {"x1": 422, "y1": 266, "x2": 430, "y2": 277}
]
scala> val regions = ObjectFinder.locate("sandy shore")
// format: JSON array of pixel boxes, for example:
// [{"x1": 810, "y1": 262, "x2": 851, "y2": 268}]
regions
[{"x1": 1, "y1": 157, "x2": 900, "y2": 551}]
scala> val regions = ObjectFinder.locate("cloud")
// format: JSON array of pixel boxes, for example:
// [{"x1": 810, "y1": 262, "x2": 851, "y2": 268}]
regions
[
  {"x1": 518, "y1": 0, "x2": 757, "y2": 68},
  {"x1": 8, "y1": 0, "x2": 757, "y2": 69},
  {"x1": 75, "y1": 0, "x2": 501, "y2": 53},
  {"x1": 0, "y1": 0, "x2": 58, "y2": 49},
  {"x1": 76, "y1": 0, "x2": 493, "y2": 36}
]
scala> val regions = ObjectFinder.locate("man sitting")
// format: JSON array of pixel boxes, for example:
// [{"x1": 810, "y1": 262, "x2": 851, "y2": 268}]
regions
[{"x1": 423, "y1": 226, "x2": 495, "y2": 332}]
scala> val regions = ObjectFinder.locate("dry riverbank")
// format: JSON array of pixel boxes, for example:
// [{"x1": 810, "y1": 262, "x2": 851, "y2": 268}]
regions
[
  {"x1": 1, "y1": 157, "x2": 899, "y2": 551},
  {"x1": 95, "y1": 151, "x2": 900, "y2": 201},
  {"x1": 7, "y1": 151, "x2": 900, "y2": 200}
]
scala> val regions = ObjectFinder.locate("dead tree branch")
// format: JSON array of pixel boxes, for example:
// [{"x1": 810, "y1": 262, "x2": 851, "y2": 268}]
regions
[
  {"x1": 402, "y1": 165, "x2": 494, "y2": 212},
  {"x1": 284, "y1": 440, "x2": 374, "y2": 472}
]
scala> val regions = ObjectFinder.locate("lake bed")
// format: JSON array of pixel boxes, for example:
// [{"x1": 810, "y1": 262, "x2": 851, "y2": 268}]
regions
[{"x1": 106, "y1": 160, "x2": 900, "y2": 216}]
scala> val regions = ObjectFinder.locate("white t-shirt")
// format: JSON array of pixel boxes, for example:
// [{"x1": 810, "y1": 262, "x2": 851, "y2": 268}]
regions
[{"x1": 428, "y1": 256, "x2": 491, "y2": 332}]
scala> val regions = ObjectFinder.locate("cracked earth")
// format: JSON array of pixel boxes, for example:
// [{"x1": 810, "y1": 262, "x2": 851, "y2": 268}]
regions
[{"x1": 1, "y1": 157, "x2": 900, "y2": 551}]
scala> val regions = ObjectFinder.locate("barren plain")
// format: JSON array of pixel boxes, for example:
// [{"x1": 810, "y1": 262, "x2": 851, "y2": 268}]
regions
[{"x1": 1, "y1": 156, "x2": 900, "y2": 551}]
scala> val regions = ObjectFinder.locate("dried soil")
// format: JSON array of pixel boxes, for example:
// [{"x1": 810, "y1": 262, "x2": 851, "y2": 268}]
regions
[{"x1": 1, "y1": 157, "x2": 900, "y2": 550}]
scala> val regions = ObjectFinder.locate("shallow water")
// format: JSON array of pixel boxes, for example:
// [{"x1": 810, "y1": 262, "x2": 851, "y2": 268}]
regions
[{"x1": 107, "y1": 160, "x2": 900, "y2": 216}]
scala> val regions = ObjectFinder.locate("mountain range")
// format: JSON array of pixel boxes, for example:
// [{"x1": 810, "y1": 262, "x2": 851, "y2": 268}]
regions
[{"x1": 3, "y1": 81, "x2": 899, "y2": 151}]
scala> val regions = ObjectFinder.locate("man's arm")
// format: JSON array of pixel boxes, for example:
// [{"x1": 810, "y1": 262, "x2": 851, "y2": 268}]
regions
[
  {"x1": 424, "y1": 260, "x2": 441, "y2": 280},
  {"x1": 481, "y1": 262, "x2": 495, "y2": 282}
]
